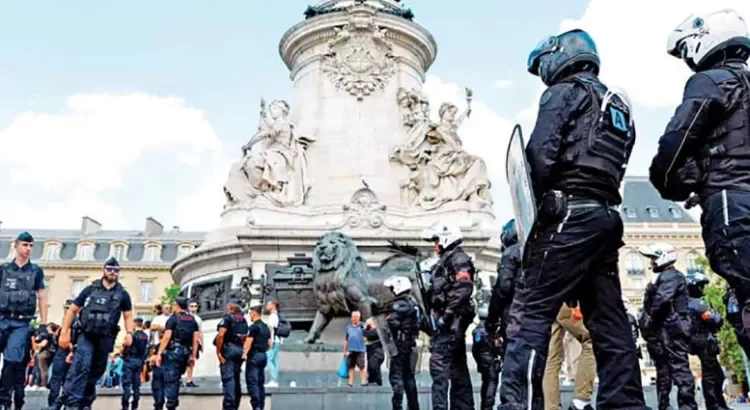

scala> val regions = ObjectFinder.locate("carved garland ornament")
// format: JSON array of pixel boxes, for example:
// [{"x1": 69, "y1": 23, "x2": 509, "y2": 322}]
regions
[{"x1": 321, "y1": 11, "x2": 396, "y2": 101}]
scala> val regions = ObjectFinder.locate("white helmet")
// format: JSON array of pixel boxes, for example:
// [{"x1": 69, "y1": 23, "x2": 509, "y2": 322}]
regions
[
  {"x1": 667, "y1": 9, "x2": 750, "y2": 71},
  {"x1": 384, "y1": 275, "x2": 412, "y2": 296},
  {"x1": 638, "y1": 243, "x2": 678, "y2": 272},
  {"x1": 421, "y1": 221, "x2": 463, "y2": 250}
]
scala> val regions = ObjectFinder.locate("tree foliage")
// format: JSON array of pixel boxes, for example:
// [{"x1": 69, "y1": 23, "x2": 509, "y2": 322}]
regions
[
  {"x1": 697, "y1": 256, "x2": 746, "y2": 382},
  {"x1": 159, "y1": 283, "x2": 181, "y2": 305}
]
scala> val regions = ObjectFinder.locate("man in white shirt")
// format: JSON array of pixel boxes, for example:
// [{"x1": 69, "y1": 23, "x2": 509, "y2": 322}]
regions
[
  {"x1": 185, "y1": 301, "x2": 204, "y2": 387},
  {"x1": 265, "y1": 300, "x2": 282, "y2": 387}
]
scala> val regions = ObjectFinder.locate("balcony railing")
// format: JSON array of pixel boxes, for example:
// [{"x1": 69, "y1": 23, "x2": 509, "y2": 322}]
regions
[{"x1": 627, "y1": 268, "x2": 645, "y2": 276}]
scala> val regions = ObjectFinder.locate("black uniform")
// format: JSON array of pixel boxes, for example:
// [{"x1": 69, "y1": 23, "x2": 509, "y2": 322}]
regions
[
  {"x1": 471, "y1": 321, "x2": 502, "y2": 410},
  {"x1": 246, "y1": 319, "x2": 270, "y2": 410},
  {"x1": 427, "y1": 244, "x2": 475, "y2": 410},
  {"x1": 500, "y1": 70, "x2": 646, "y2": 410},
  {"x1": 386, "y1": 295, "x2": 420, "y2": 410},
  {"x1": 642, "y1": 268, "x2": 696, "y2": 410},
  {"x1": 121, "y1": 328, "x2": 149, "y2": 410},
  {"x1": 162, "y1": 311, "x2": 198, "y2": 410},
  {"x1": 363, "y1": 322, "x2": 384, "y2": 386},
  {"x1": 485, "y1": 242, "x2": 521, "y2": 358},
  {"x1": 649, "y1": 59, "x2": 750, "y2": 359},
  {"x1": 217, "y1": 312, "x2": 249, "y2": 410},
  {"x1": 688, "y1": 296, "x2": 728, "y2": 410},
  {"x1": 626, "y1": 310, "x2": 642, "y2": 359}
]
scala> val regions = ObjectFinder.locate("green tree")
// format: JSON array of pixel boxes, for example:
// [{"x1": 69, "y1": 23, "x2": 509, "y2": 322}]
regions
[
  {"x1": 159, "y1": 283, "x2": 181, "y2": 305},
  {"x1": 697, "y1": 256, "x2": 745, "y2": 382}
]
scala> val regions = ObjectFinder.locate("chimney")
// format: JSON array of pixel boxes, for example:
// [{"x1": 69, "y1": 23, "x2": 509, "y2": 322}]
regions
[
  {"x1": 81, "y1": 216, "x2": 102, "y2": 236},
  {"x1": 145, "y1": 217, "x2": 164, "y2": 236}
]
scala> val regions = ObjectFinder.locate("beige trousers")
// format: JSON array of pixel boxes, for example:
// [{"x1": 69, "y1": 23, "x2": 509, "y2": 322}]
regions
[{"x1": 543, "y1": 304, "x2": 597, "y2": 410}]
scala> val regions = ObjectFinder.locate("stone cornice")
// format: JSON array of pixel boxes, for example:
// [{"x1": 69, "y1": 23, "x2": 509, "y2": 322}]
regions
[
  {"x1": 37, "y1": 262, "x2": 170, "y2": 272},
  {"x1": 279, "y1": 5, "x2": 437, "y2": 73}
]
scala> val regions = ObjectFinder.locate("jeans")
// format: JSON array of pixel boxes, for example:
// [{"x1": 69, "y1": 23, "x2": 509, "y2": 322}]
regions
[{"x1": 266, "y1": 343, "x2": 280, "y2": 383}]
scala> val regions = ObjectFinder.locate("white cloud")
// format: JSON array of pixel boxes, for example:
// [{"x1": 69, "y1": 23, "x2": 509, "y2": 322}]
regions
[
  {"x1": 560, "y1": 0, "x2": 750, "y2": 108},
  {"x1": 422, "y1": 75, "x2": 517, "y2": 223},
  {"x1": 173, "y1": 158, "x2": 231, "y2": 231},
  {"x1": 0, "y1": 93, "x2": 221, "y2": 229},
  {"x1": 493, "y1": 80, "x2": 513, "y2": 89}
]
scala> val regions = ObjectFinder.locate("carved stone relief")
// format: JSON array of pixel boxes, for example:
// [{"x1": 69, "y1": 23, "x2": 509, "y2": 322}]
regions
[
  {"x1": 187, "y1": 275, "x2": 233, "y2": 320},
  {"x1": 342, "y1": 181, "x2": 386, "y2": 228},
  {"x1": 390, "y1": 87, "x2": 493, "y2": 211},
  {"x1": 321, "y1": 9, "x2": 396, "y2": 101},
  {"x1": 223, "y1": 98, "x2": 315, "y2": 208},
  {"x1": 262, "y1": 254, "x2": 318, "y2": 323}
]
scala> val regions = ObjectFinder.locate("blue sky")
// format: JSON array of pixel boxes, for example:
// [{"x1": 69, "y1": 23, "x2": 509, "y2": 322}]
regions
[{"x1": 0, "y1": 0, "x2": 747, "y2": 231}]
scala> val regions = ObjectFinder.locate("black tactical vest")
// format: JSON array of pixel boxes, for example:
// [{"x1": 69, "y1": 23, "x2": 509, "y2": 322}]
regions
[
  {"x1": 556, "y1": 74, "x2": 635, "y2": 189},
  {"x1": 392, "y1": 297, "x2": 419, "y2": 347},
  {"x1": 80, "y1": 282, "x2": 123, "y2": 335},
  {"x1": 226, "y1": 313, "x2": 249, "y2": 346},
  {"x1": 171, "y1": 311, "x2": 197, "y2": 348},
  {"x1": 125, "y1": 330, "x2": 149, "y2": 359},
  {"x1": 697, "y1": 67, "x2": 750, "y2": 196},
  {"x1": 0, "y1": 262, "x2": 38, "y2": 317}
]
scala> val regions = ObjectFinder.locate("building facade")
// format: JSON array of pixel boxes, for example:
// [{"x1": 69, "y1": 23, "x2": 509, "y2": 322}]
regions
[{"x1": 0, "y1": 216, "x2": 203, "y2": 344}]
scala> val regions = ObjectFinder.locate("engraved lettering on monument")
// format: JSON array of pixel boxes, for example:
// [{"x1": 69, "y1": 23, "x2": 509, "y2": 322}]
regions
[
  {"x1": 223, "y1": 98, "x2": 315, "y2": 208},
  {"x1": 390, "y1": 86, "x2": 493, "y2": 210},
  {"x1": 342, "y1": 181, "x2": 386, "y2": 228},
  {"x1": 321, "y1": 8, "x2": 396, "y2": 101},
  {"x1": 187, "y1": 275, "x2": 233, "y2": 320}
]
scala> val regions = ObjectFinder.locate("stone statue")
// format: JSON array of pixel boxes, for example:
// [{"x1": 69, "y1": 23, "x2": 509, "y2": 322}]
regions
[
  {"x1": 391, "y1": 87, "x2": 492, "y2": 210},
  {"x1": 304, "y1": 231, "x2": 422, "y2": 343},
  {"x1": 223, "y1": 99, "x2": 315, "y2": 207}
]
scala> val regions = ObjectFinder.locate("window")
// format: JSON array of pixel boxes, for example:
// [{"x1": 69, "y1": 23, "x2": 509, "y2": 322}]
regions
[
  {"x1": 77, "y1": 243, "x2": 94, "y2": 261},
  {"x1": 140, "y1": 281, "x2": 153, "y2": 303},
  {"x1": 686, "y1": 251, "x2": 702, "y2": 274},
  {"x1": 624, "y1": 207, "x2": 636, "y2": 219},
  {"x1": 626, "y1": 252, "x2": 645, "y2": 276},
  {"x1": 647, "y1": 207, "x2": 659, "y2": 218},
  {"x1": 177, "y1": 244, "x2": 193, "y2": 259},
  {"x1": 111, "y1": 244, "x2": 126, "y2": 261},
  {"x1": 144, "y1": 245, "x2": 161, "y2": 262},
  {"x1": 42, "y1": 243, "x2": 60, "y2": 260},
  {"x1": 71, "y1": 280, "x2": 85, "y2": 298},
  {"x1": 7, "y1": 246, "x2": 15, "y2": 260},
  {"x1": 669, "y1": 207, "x2": 681, "y2": 218}
]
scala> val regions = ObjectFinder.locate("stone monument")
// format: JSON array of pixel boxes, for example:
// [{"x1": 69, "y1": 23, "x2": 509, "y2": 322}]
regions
[{"x1": 171, "y1": 0, "x2": 501, "y2": 377}]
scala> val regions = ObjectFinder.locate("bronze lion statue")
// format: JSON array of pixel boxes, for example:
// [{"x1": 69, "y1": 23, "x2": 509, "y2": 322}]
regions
[{"x1": 304, "y1": 232, "x2": 423, "y2": 344}]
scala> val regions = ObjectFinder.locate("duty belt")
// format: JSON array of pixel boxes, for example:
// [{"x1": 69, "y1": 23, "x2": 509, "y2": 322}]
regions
[
  {"x1": 0, "y1": 312, "x2": 33, "y2": 320},
  {"x1": 567, "y1": 198, "x2": 619, "y2": 212}
]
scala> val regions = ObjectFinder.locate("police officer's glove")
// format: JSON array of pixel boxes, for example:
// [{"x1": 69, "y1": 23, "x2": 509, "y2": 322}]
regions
[
  {"x1": 436, "y1": 316, "x2": 445, "y2": 329},
  {"x1": 639, "y1": 313, "x2": 653, "y2": 330}
]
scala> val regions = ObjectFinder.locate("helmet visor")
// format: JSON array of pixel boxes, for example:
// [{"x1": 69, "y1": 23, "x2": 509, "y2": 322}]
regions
[{"x1": 527, "y1": 35, "x2": 558, "y2": 75}]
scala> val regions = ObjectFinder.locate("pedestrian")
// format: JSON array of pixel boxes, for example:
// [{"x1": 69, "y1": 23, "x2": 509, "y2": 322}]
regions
[{"x1": 343, "y1": 311, "x2": 367, "y2": 387}]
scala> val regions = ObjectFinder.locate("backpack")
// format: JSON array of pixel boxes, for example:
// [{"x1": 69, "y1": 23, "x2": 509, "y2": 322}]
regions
[{"x1": 275, "y1": 313, "x2": 292, "y2": 338}]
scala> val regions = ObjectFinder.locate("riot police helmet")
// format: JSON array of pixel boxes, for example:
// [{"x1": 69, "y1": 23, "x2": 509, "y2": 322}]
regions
[
  {"x1": 527, "y1": 29, "x2": 600, "y2": 86},
  {"x1": 686, "y1": 272, "x2": 711, "y2": 296},
  {"x1": 421, "y1": 221, "x2": 463, "y2": 251},
  {"x1": 667, "y1": 9, "x2": 750, "y2": 72},
  {"x1": 500, "y1": 219, "x2": 518, "y2": 248},
  {"x1": 638, "y1": 243, "x2": 678, "y2": 273},
  {"x1": 384, "y1": 275, "x2": 412, "y2": 296}
]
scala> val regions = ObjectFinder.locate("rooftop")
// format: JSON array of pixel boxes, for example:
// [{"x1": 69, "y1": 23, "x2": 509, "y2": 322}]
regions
[{"x1": 620, "y1": 176, "x2": 696, "y2": 223}]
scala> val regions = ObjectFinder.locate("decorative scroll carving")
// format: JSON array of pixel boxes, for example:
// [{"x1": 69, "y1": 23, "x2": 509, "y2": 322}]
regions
[
  {"x1": 321, "y1": 9, "x2": 396, "y2": 101},
  {"x1": 223, "y1": 99, "x2": 315, "y2": 208},
  {"x1": 390, "y1": 87, "x2": 493, "y2": 210},
  {"x1": 342, "y1": 181, "x2": 386, "y2": 228}
]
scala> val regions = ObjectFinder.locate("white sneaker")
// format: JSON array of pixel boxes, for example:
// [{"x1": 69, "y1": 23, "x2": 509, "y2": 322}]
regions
[{"x1": 265, "y1": 381, "x2": 278, "y2": 387}]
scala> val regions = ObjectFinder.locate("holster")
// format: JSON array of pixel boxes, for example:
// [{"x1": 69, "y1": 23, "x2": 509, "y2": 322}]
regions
[{"x1": 538, "y1": 190, "x2": 568, "y2": 225}]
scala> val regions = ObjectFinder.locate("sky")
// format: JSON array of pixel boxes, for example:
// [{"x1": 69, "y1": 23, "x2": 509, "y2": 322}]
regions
[{"x1": 1, "y1": 0, "x2": 749, "y2": 232}]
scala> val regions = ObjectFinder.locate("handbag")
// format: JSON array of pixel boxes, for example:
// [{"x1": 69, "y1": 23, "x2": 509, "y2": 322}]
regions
[{"x1": 337, "y1": 356, "x2": 349, "y2": 379}]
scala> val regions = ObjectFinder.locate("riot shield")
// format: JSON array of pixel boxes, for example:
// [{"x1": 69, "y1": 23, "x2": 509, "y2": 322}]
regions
[
  {"x1": 505, "y1": 124, "x2": 537, "y2": 256},
  {"x1": 373, "y1": 314, "x2": 399, "y2": 359}
]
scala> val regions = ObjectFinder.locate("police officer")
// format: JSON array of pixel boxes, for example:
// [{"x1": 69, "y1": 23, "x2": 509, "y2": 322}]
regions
[
  {"x1": 155, "y1": 296, "x2": 199, "y2": 410},
  {"x1": 686, "y1": 273, "x2": 731, "y2": 410},
  {"x1": 383, "y1": 275, "x2": 420, "y2": 410},
  {"x1": 649, "y1": 8, "x2": 750, "y2": 358},
  {"x1": 363, "y1": 317, "x2": 384, "y2": 386},
  {"x1": 622, "y1": 295, "x2": 642, "y2": 360},
  {"x1": 500, "y1": 28, "x2": 646, "y2": 410},
  {"x1": 46, "y1": 302, "x2": 80, "y2": 410},
  {"x1": 121, "y1": 317, "x2": 149, "y2": 410},
  {"x1": 638, "y1": 243, "x2": 696, "y2": 410},
  {"x1": 421, "y1": 222, "x2": 475, "y2": 410},
  {"x1": 215, "y1": 299, "x2": 249, "y2": 410},
  {"x1": 472, "y1": 304, "x2": 501, "y2": 410},
  {"x1": 0, "y1": 231, "x2": 48, "y2": 410},
  {"x1": 640, "y1": 283, "x2": 672, "y2": 410},
  {"x1": 58, "y1": 257, "x2": 135, "y2": 410},
  {"x1": 242, "y1": 305, "x2": 271, "y2": 410},
  {"x1": 485, "y1": 219, "x2": 521, "y2": 359}
]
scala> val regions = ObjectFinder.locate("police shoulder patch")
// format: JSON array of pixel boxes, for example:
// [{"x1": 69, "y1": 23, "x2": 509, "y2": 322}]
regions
[{"x1": 539, "y1": 89, "x2": 553, "y2": 106}]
